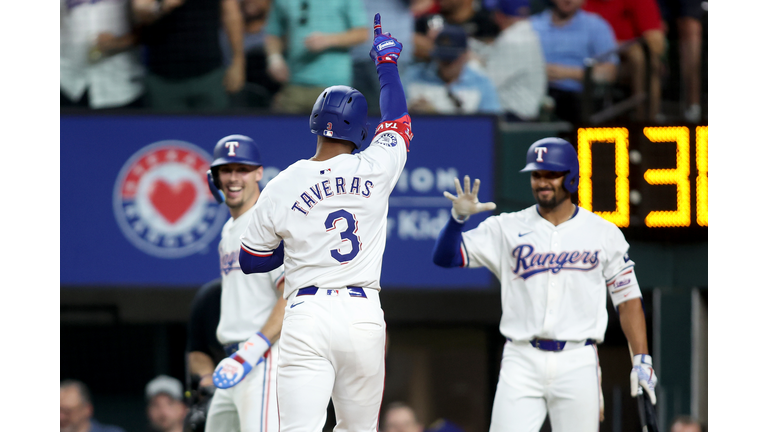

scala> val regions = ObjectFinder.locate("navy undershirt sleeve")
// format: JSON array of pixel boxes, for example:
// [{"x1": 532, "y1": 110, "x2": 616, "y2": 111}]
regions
[
  {"x1": 377, "y1": 62, "x2": 408, "y2": 122},
  {"x1": 239, "y1": 242, "x2": 284, "y2": 274},
  {"x1": 432, "y1": 217, "x2": 465, "y2": 268}
]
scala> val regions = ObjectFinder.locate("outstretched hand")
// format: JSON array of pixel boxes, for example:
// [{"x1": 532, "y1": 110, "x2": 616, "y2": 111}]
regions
[
  {"x1": 370, "y1": 13, "x2": 403, "y2": 66},
  {"x1": 444, "y1": 175, "x2": 496, "y2": 219}
]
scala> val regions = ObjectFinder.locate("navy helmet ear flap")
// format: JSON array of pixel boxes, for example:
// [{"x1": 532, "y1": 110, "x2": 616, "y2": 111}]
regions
[{"x1": 563, "y1": 169, "x2": 579, "y2": 194}]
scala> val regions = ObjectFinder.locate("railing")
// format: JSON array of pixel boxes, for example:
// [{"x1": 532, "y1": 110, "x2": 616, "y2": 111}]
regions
[{"x1": 582, "y1": 37, "x2": 652, "y2": 124}]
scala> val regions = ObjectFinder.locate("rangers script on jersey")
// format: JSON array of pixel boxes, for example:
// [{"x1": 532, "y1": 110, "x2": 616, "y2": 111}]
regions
[
  {"x1": 240, "y1": 120, "x2": 412, "y2": 297},
  {"x1": 460, "y1": 205, "x2": 641, "y2": 342}
]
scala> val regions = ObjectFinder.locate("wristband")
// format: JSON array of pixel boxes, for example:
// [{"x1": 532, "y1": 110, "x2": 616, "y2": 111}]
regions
[{"x1": 451, "y1": 208, "x2": 469, "y2": 223}]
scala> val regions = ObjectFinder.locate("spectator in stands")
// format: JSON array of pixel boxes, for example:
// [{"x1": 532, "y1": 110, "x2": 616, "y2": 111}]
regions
[
  {"x1": 530, "y1": 0, "x2": 618, "y2": 124},
  {"x1": 221, "y1": 0, "x2": 283, "y2": 108},
  {"x1": 145, "y1": 375, "x2": 188, "y2": 432},
  {"x1": 669, "y1": 415, "x2": 704, "y2": 432},
  {"x1": 583, "y1": 0, "x2": 665, "y2": 121},
  {"x1": 351, "y1": 0, "x2": 414, "y2": 115},
  {"x1": 60, "y1": 0, "x2": 144, "y2": 109},
  {"x1": 411, "y1": 0, "x2": 441, "y2": 19},
  {"x1": 382, "y1": 402, "x2": 424, "y2": 432},
  {"x1": 132, "y1": 0, "x2": 246, "y2": 111},
  {"x1": 61, "y1": 380, "x2": 126, "y2": 432},
  {"x1": 475, "y1": 0, "x2": 546, "y2": 121},
  {"x1": 405, "y1": 25, "x2": 501, "y2": 115},
  {"x1": 413, "y1": 0, "x2": 500, "y2": 62},
  {"x1": 657, "y1": 0, "x2": 704, "y2": 122},
  {"x1": 264, "y1": 0, "x2": 368, "y2": 113}
]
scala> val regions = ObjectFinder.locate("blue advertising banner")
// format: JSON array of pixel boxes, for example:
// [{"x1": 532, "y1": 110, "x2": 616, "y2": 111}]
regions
[{"x1": 61, "y1": 114, "x2": 495, "y2": 288}]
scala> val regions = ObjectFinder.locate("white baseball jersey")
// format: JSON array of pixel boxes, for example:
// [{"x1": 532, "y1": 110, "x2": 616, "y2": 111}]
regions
[
  {"x1": 217, "y1": 204, "x2": 285, "y2": 345},
  {"x1": 461, "y1": 205, "x2": 641, "y2": 343},
  {"x1": 241, "y1": 121, "x2": 411, "y2": 297}
]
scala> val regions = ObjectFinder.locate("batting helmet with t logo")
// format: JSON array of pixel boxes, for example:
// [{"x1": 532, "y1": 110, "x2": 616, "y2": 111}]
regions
[
  {"x1": 519, "y1": 137, "x2": 580, "y2": 193},
  {"x1": 207, "y1": 134, "x2": 262, "y2": 203}
]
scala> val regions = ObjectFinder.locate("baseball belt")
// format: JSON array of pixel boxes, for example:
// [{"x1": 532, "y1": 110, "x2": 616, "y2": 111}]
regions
[
  {"x1": 296, "y1": 286, "x2": 368, "y2": 298},
  {"x1": 508, "y1": 338, "x2": 596, "y2": 352}
]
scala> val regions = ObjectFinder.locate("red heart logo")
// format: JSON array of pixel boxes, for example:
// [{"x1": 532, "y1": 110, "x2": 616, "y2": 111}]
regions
[{"x1": 149, "y1": 180, "x2": 196, "y2": 224}]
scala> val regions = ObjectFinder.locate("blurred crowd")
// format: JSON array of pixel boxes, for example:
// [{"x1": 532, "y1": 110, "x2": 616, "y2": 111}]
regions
[
  {"x1": 60, "y1": 0, "x2": 707, "y2": 123},
  {"x1": 61, "y1": 377, "x2": 707, "y2": 432}
]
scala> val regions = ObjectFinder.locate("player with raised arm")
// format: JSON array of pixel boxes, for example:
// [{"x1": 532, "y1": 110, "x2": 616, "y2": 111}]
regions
[
  {"x1": 206, "y1": 135, "x2": 286, "y2": 432},
  {"x1": 432, "y1": 138, "x2": 657, "y2": 432},
  {"x1": 224, "y1": 13, "x2": 411, "y2": 432}
]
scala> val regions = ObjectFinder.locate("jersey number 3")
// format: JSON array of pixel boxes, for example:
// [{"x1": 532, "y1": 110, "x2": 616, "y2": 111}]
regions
[{"x1": 324, "y1": 210, "x2": 362, "y2": 264}]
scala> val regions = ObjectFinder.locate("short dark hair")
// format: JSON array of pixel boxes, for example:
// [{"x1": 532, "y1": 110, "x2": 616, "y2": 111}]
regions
[{"x1": 61, "y1": 379, "x2": 92, "y2": 406}]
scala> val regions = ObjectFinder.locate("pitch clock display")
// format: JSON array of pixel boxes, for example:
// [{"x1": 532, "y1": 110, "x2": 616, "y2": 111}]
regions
[{"x1": 574, "y1": 126, "x2": 708, "y2": 229}]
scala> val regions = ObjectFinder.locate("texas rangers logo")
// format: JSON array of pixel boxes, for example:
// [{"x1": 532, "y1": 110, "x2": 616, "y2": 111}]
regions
[
  {"x1": 373, "y1": 132, "x2": 398, "y2": 147},
  {"x1": 225, "y1": 141, "x2": 240, "y2": 156},
  {"x1": 534, "y1": 147, "x2": 548, "y2": 162},
  {"x1": 113, "y1": 140, "x2": 229, "y2": 258},
  {"x1": 512, "y1": 244, "x2": 600, "y2": 280}
]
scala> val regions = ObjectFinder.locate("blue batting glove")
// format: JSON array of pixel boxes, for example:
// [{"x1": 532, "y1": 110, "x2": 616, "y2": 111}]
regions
[
  {"x1": 212, "y1": 332, "x2": 271, "y2": 389},
  {"x1": 370, "y1": 13, "x2": 403, "y2": 66},
  {"x1": 212, "y1": 354, "x2": 257, "y2": 389}
]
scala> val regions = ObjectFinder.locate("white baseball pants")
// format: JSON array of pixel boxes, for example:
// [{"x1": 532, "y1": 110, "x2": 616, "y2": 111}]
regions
[
  {"x1": 489, "y1": 340, "x2": 601, "y2": 432},
  {"x1": 278, "y1": 288, "x2": 386, "y2": 432},
  {"x1": 205, "y1": 341, "x2": 280, "y2": 432}
]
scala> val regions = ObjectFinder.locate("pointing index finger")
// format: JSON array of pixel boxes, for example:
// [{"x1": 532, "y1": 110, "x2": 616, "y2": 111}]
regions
[{"x1": 374, "y1": 13, "x2": 382, "y2": 37}]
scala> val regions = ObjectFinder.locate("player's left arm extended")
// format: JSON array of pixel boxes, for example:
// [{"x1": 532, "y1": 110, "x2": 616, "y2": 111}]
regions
[
  {"x1": 432, "y1": 215, "x2": 466, "y2": 268},
  {"x1": 371, "y1": 14, "x2": 410, "y2": 125},
  {"x1": 433, "y1": 176, "x2": 496, "y2": 268}
]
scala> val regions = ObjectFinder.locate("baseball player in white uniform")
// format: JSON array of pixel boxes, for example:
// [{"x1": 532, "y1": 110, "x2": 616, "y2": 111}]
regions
[
  {"x1": 213, "y1": 14, "x2": 411, "y2": 432},
  {"x1": 432, "y1": 138, "x2": 658, "y2": 432},
  {"x1": 205, "y1": 134, "x2": 286, "y2": 432}
]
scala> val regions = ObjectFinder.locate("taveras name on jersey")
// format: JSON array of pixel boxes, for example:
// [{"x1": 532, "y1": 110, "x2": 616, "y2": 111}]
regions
[
  {"x1": 241, "y1": 119, "x2": 411, "y2": 298},
  {"x1": 291, "y1": 176, "x2": 376, "y2": 216}
]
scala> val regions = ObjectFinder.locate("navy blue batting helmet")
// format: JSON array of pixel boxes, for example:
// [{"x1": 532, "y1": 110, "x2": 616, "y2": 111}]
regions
[
  {"x1": 208, "y1": 134, "x2": 262, "y2": 203},
  {"x1": 519, "y1": 137, "x2": 580, "y2": 193},
  {"x1": 310, "y1": 85, "x2": 369, "y2": 149}
]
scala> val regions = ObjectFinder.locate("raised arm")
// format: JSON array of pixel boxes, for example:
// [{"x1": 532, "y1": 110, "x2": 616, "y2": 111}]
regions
[
  {"x1": 369, "y1": 13, "x2": 408, "y2": 123},
  {"x1": 433, "y1": 176, "x2": 496, "y2": 267}
]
